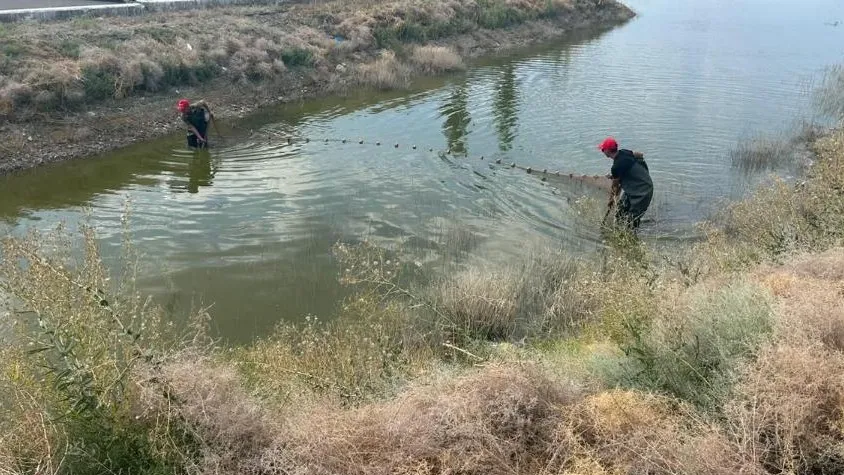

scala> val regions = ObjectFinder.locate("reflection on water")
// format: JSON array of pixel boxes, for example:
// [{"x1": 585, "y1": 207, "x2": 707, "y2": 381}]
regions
[
  {"x1": 169, "y1": 152, "x2": 221, "y2": 194},
  {"x1": 1, "y1": 0, "x2": 843, "y2": 343},
  {"x1": 441, "y1": 82, "x2": 472, "y2": 156},
  {"x1": 493, "y1": 64, "x2": 519, "y2": 151}
]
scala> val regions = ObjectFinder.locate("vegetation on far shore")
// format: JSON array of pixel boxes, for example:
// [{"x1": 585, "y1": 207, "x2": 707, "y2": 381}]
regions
[{"x1": 0, "y1": 0, "x2": 630, "y2": 119}]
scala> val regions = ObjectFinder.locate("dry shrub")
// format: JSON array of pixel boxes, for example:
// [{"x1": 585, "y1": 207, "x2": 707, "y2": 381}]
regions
[
  {"x1": 431, "y1": 250, "x2": 589, "y2": 341},
  {"x1": 721, "y1": 128, "x2": 844, "y2": 259},
  {"x1": 355, "y1": 50, "x2": 411, "y2": 89},
  {"x1": 542, "y1": 265, "x2": 602, "y2": 333},
  {"x1": 334, "y1": 21, "x2": 376, "y2": 51},
  {"x1": 781, "y1": 246, "x2": 844, "y2": 281},
  {"x1": 80, "y1": 46, "x2": 120, "y2": 73},
  {"x1": 0, "y1": 81, "x2": 33, "y2": 109},
  {"x1": 603, "y1": 278, "x2": 774, "y2": 410},
  {"x1": 554, "y1": 390, "x2": 760, "y2": 475},
  {"x1": 0, "y1": 350, "x2": 65, "y2": 475},
  {"x1": 815, "y1": 64, "x2": 844, "y2": 121},
  {"x1": 722, "y1": 179, "x2": 803, "y2": 254},
  {"x1": 20, "y1": 61, "x2": 79, "y2": 106},
  {"x1": 588, "y1": 258, "x2": 656, "y2": 343},
  {"x1": 230, "y1": 47, "x2": 275, "y2": 80},
  {"x1": 409, "y1": 45, "x2": 465, "y2": 74},
  {"x1": 284, "y1": 363, "x2": 579, "y2": 475},
  {"x1": 0, "y1": 224, "x2": 181, "y2": 474},
  {"x1": 756, "y1": 248, "x2": 844, "y2": 351},
  {"x1": 137, "y1": 352, "x2": 277, "y2": 475},
  {"x1": 727, "y1": 343, "x2": 844, "y2": 474},
  {"x1": 234, "y1": 303, "x2": 412, "y2": 406},
  {"x1": 435, "y1": 267, "x2": 521, "y2": 340}
]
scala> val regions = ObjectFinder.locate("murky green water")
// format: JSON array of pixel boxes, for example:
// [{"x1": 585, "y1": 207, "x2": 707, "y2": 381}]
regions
[{"x1": 2, "y1": 0, "x2": 842, "y2": 342}]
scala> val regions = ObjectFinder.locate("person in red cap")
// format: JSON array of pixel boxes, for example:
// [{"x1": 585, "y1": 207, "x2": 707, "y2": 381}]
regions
[
  {"x1": 177, "y1": 98, "x2": 214, "y2": 148},
  {"x1": 598, "y1": 137, "x2": 653, "y2": 230}
]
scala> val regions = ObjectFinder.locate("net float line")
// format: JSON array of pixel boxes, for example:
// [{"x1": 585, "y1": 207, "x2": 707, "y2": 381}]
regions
[{"x1": 246, "y1": 130, "x2": 613, "y2": 192}]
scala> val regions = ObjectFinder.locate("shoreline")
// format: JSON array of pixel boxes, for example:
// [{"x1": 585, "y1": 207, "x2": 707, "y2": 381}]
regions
[{"x1": 0, "y1": 0, "x2": 634, "y2": 175}]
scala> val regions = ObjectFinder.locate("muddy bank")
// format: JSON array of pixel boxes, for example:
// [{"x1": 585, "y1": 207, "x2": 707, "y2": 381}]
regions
[{"x1": 0, "y1": 0, "x2": 634, "y2": 174}]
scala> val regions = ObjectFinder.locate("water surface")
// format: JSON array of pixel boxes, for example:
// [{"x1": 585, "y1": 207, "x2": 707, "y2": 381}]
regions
[{"x1": 2, "y1": 0, "x2": 843, "y2": 342}]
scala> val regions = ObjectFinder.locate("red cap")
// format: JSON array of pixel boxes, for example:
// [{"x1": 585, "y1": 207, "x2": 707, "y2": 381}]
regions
[
  {"x1": 177, "y1": 99, "x2": 190, "y2": 112},
  {"x1": 598, "y1": 137, "x2": 618, "y2": 153}
]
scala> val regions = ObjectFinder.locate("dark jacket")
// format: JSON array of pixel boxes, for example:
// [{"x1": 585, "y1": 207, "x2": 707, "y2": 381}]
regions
[
  {"x1": 610, "y1": 148, "x2": 653, "y2": 214},
  {"x1": 182, "y1": 106, "x2": 209, "y2": 138}
]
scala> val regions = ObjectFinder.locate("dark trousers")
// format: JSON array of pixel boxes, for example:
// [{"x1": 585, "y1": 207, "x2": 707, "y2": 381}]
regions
[
  {"x1": 187, "y1": 133, "x2": 207, "y2": 149},
  {"x1": 615, "y1": 193, "x2": 652, "y2": 230},
  {"x1": 187, "y1": 120, "x2": 209, "y2": 148}
]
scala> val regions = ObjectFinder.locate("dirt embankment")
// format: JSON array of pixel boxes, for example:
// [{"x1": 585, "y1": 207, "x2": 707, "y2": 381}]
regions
[{"x1": 0, "y1": 0, "x2": 634, "y2": 174}]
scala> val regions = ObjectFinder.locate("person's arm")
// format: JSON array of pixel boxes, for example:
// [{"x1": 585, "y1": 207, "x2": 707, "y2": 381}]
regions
[
  {"x1": 182, "y1": 118, "x2": 206, "y2": 143},
  {"x1": 192, "y1": 125, "x2": 206, "y2": 143},
  {"x1": 608, "y1": 178, "x2": 621, "y2": 205}
]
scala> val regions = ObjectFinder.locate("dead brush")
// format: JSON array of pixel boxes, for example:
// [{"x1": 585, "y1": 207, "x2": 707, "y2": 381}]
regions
[
  {"x1": 755, "y1": 248, "x2": 844, "y2": 351},
  {"x1": 233, "y1": 307, "x2": 413, "y2": 407},
  {"x1": 135, "y1": 351, "x2": 278, "y2": 475},
  {"x1": 0, "y1": 350, "x2": 67, "y2": 475},
  {"x1": 549, "y1": 390, "x2": 761, "y2": 475},
  {"x1": 280, "y1": 363, "x2": 580, "y2": 475},
  {"x1": 726, "y1": 343, "x2": 844, "y2": 474},
  {"x1": 427, "y1": 247, "x2": 593, "y2": 343},
  {"x1": 730, "y1": 249, "x2": 844, "y2": 475},
  {"x1": 434, "y1": 267, "x2": 522, "y2": 340}
]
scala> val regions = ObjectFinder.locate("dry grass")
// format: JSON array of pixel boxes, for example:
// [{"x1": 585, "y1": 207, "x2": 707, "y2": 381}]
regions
[
  {"x1": 282, "y1": 363, "x2": 580, "y2": 475},
  {"x1": 815, "y1": 64, "x2": 844, "y2": 121},
  {"x1": 427, "y1": 250, "x2": 598, "y2": 342},
  {"x1": 135, "y1": 351, "x2": 278, "y2": 475},
  {"x1": 354, "y1": 50, "x2": 412, "y2": 89},
  {"x1": 0, "y1": 358, "x2": 65, "y2": 475},
  {"x1": 434, "y1": 267, "x2": 523, "y2": 340},
  {"x1": 232, "y1": 305, "x2": 418, "y2": 407},
  {"x1": 727, "y1": 343, "x2": 844, "y2": 474},
  {"x1": 756, "y1": 248, "x2": 844, "y2": 350},
  {"x1": 699, "y1": 127, "x2": 844, "y2": 268},
  {"x1": 409, "y1": 45, "x2": 466, "y2": 74},
  {"x1": 558, "y1": 390, "x2": 760, "y2": 475},
  {"x1": 729, "y1": 134, "x2": 806, "y2": 172},
  {"x1": 717, "y1": 249, "x2": 844, "y2": 474}
]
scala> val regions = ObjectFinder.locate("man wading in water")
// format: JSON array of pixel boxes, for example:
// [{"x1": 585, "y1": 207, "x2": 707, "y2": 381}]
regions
[
  {"x1": 598, "y1": 137, "x2": 653, "y2": 230},
  {"x1": 177, "y1": 99, "x2": 214, "y2": 149}
]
